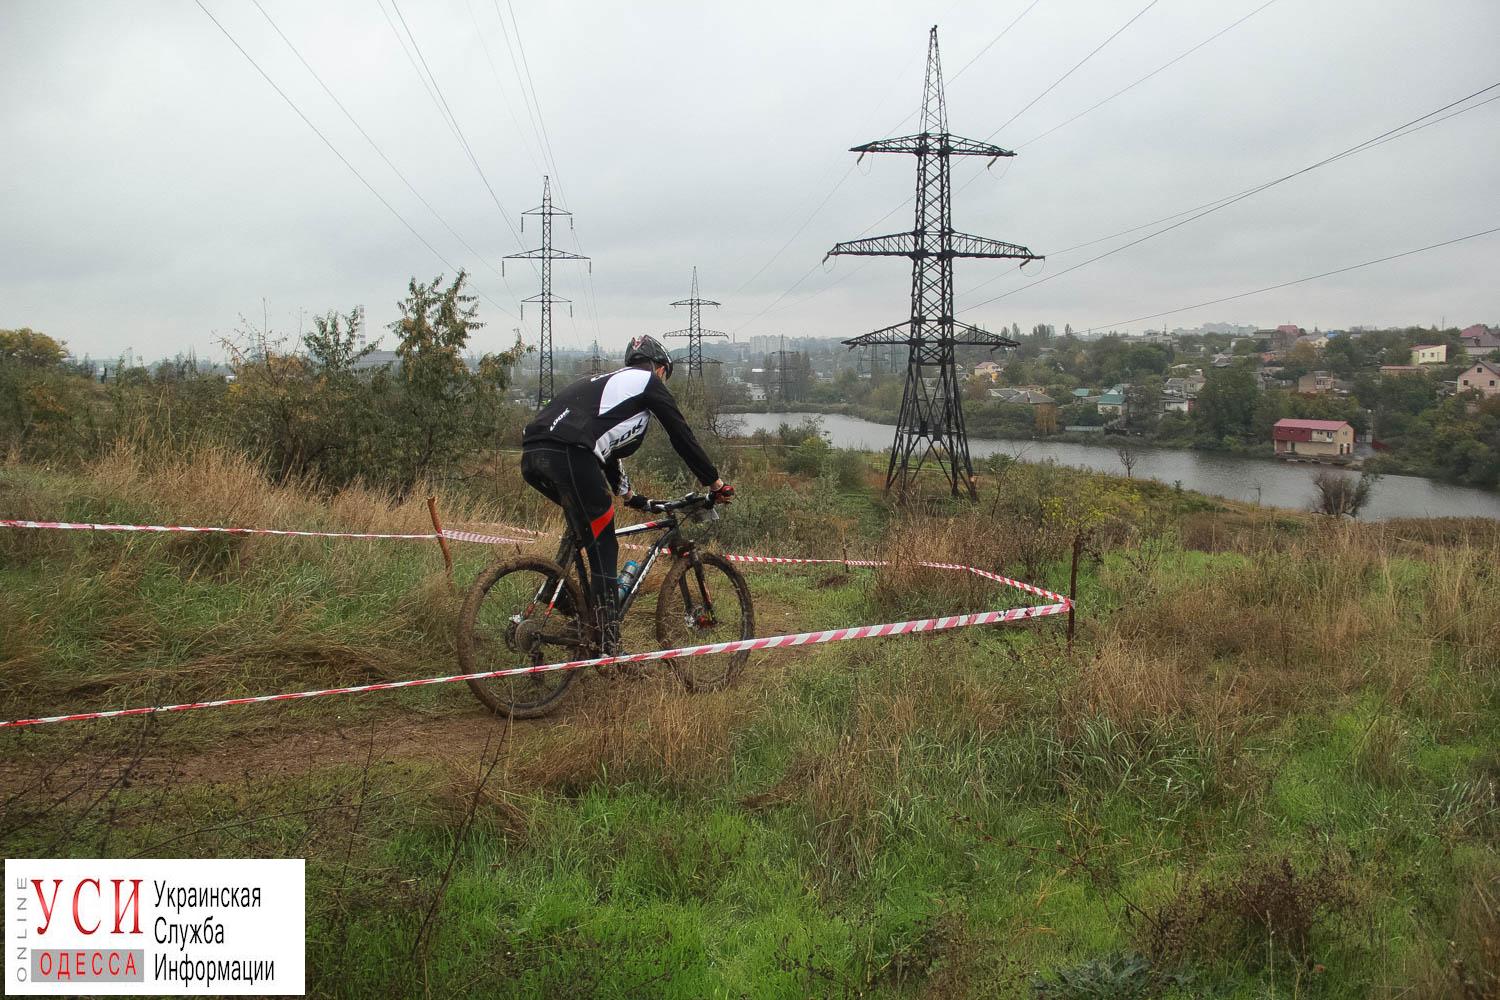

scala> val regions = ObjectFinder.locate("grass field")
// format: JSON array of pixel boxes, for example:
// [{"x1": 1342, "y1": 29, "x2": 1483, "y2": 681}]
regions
[{"x1": 1, "y1": 444, "x2": 1497, "y2": 998}]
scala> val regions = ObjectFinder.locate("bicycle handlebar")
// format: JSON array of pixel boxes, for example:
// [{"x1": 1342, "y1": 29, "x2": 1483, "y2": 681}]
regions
[
  {"x1": 645, "y1": 494, "x2": 708, "y2": 515},
  {"x1": 645, "y1": 491, "x2": 711, "y2": 514}
]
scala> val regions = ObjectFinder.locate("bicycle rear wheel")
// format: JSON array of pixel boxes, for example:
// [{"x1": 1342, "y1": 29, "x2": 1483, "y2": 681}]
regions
[
  {"x1": 459, "y1": 556, "x2": 590, "y2": 718},
  {"x1": 655, "y1": 552, "x2": 755, "y2": 691}
]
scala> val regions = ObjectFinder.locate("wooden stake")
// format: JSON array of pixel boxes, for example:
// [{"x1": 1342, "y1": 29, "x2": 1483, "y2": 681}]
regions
[
  {"x1": 426, "y1": 495, "x2": 455, "y2": 587},
  {"x1": 1066, "y1": 533, "x2": 1082, "y2": 655}
]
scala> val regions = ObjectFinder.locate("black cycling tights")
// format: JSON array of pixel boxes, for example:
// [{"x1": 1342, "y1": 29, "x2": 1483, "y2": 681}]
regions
[{"x1": 520, "y1": 445, "x2": 618, "y2": 625}]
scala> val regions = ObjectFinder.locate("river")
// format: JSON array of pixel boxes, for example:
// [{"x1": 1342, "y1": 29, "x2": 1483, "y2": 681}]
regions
[{"x1": 732, "y1": 412, "x2": 1500, "y2": 522}]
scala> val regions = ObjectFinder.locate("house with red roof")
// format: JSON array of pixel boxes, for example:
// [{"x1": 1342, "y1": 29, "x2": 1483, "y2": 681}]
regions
[{"x1": 1273, "y1": 418, "x2": 1355, "y2": 459}]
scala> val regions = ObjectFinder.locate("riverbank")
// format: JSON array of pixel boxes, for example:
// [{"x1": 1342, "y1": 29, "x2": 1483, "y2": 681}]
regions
[{"x1": 729, "y1": 411, "x2": 1500, "y2": 521}]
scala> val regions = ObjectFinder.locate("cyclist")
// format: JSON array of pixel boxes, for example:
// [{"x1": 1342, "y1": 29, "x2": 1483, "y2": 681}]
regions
[{"x1": 520, "y1": 334, "x2": 733, "y2": 652}]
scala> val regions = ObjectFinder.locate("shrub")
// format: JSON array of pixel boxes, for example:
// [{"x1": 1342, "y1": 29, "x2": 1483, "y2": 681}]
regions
[{"x1": 1141, "y1": 854, "x2": 1356, "y2": 972}]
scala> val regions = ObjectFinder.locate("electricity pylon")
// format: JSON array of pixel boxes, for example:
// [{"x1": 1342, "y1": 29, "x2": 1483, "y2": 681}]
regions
[
  {"x1": 505, "y1": 176, "x2": 589, "y2": 407},
  {"x1": 662, "y1": 267, "x2": 728, "y2": 375},
  {"x1": 828, "y1": 26, "x2": 1042, "y2": 499},
  {"x1": 584, "y1": 338, "x2": 609, "y2": 375},
  {"x1": 769, "y1": 350, "x2": 799, "y2": 405}
]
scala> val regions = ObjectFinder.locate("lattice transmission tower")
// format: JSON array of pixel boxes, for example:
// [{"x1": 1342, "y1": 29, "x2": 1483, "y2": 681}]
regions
[
  {"x1": 584, "y1": 338, "x2": 609, "y2": 375},
  {"x1": 662, "y1": 267, "x2": 727, "y2": 375},
  {"x1": 769, "y1": 348, "x2": 799, "y2": 405},
  {"x1": 829, "y1": 26, "x2": 1042, "y2": 499},
  {"x1": 505, "y1": 176, "x2": 589, "y2": 407}
]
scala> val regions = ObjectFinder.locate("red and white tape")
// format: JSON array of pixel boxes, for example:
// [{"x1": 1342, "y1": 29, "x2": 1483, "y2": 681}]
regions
[
  {"x1": 0, "y1": 517, "x2": 1071, "y2": 729},
  {"x1": 0, "y1": 519, "x2": 533, "y2": 546}
]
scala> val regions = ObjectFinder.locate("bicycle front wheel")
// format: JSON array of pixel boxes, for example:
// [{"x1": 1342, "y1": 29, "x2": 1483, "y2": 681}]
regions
[
  {"x1": 655, "y1": 552, "x2": 755, "y2": 691},
  {"x1": 459, "y1": 556, "x2": 590, "y2": 718}
]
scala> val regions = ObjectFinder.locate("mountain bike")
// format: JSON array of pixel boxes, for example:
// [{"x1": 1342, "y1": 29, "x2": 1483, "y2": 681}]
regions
[{"x1": 457, "y1": 491, "x2": 754, "y2": 718}]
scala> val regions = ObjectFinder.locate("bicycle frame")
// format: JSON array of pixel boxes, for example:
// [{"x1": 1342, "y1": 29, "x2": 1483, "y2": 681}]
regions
[{"x1": 543, "y1": 505, "x2": 710, "y2": 620}]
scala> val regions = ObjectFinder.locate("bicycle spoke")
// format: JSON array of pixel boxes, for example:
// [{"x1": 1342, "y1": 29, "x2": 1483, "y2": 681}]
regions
[
  {"x1": 459, "y1": 557, "x2": 590, "y2": 718},
  {"x1": 656, "y1": 553, "x2": 754, "y2": 692}
]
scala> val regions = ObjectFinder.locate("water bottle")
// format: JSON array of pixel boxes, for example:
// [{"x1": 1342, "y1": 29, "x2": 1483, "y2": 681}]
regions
[{"x1": 617, "y1": 560, "x2": 640, "y2": 600}]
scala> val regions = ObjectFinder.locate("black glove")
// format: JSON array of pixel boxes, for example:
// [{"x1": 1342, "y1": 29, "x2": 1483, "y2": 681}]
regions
[
  {"x1": 624, "y1": 494, "x2": 649, "y2": 511},
  {"x1": 710, "y1": 483, "x2": 735, "y2": 505}
]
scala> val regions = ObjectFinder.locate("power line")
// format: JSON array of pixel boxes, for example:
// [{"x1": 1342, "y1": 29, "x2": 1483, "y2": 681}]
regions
[
  {"x1": 729, "y1": 2, "x2": 1044, "y2": 298},
  {"x1": 465, "y1": 0, "x2": 601, "y2": 345},
  {"x1": 386, "y1": 0, "x2": 527, "y2": 250},
  {"x1": 961, "y1": 81, "x2": 1500, "y2": 311},
  {"x1": 373, "y1": 0, "x2": 464, "y2": 149},
  {"x1": 193, "y1": 0, "x2": 517, "y2": 318},
  {"x1": 1087, "y1": 226, "x2": 1500, "y2": 332},
  {"x1": 947, "y1": 0, "x2": 1046, "y2": 83},
  {"x1": 962, "y1": 91, "x2": 1500, "y2": 313},
  {"x1": 461, "y1": 0, "x2": 545, "y2": 177},
  {"x1": 496, "y1": 0, "x2": 604, "y2": 343},
  {"x1": 736, "y1": 0, "x2": 1161, "y2": 332},
  {"x1": 851, "y1": 0, "x2": 1267, "y2": 271},
  {"x1": 1015, "y1": 0, "x2": 1278, "y2": 149},
  {"x1": 250, "y1": 0, "x2": 515, "y2": 292},
  {"x1": 983, "y1": 0, "x2": 1161, "y2": 141}
]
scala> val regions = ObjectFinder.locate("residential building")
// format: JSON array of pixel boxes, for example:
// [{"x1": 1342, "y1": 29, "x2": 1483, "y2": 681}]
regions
[
  {"x1": 1297, "y1": 371, "x2": 1344, "y2": 394},
  {"x1": 1160, "y1": 390, "x2": 1195, "y2": 415},
  {"x1": 1165, "y1": 372, "x2": 1206, "y2": 396},
  {"x1": 1096, "y1": 385, "x2": 1127, "y2": 418},
  {"x1": 989, "y1": 387, "x2": 1057, "y2": 433},
  {"x1": 1459, "y1": 325, "x2": 1500, "y2": 357},
  {"x1": 1457, "y1": 360, "x2": 1500, "y2": 400},
  {"x1": 1411, "y1": 344, "x2": 1448, "y2": 365},
  {"x1": 989, "y1": 387, "x2": 1055, "y2": 405},
  {"x1": 1273, "y1": 418, "x2": 1355, "y2": 459},
  {"x1": 1379, "y1": 365, "x2": 1425, "y2": 377},
  {"x1": 972, "y1": 360, "x2": 1004, "y2": 382}
]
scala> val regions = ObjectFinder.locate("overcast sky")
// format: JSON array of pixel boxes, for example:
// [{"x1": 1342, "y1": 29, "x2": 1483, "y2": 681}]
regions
[{"x1": 2, "y1": 0, "x2": 1497, "y2": 364}]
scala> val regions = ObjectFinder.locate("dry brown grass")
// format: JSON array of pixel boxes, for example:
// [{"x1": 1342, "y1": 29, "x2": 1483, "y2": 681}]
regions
[
  {"x1": 87, "y1": 441, "x2": 520, "y2": 536},
  {"x1": 503, "y1": 678, "x2": 759, "y2": 794},
  {"x1": 871, "y1": 515, "x2": 1039, "y2": 618},
  {"x1": 1082, "y1": 522, "x2": 1496, "y2": 733}
]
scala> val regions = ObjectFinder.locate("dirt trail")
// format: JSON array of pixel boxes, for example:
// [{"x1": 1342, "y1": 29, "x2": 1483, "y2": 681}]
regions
[{"x1": 0, "y1": 664, "x2": 735, "y2": 802}]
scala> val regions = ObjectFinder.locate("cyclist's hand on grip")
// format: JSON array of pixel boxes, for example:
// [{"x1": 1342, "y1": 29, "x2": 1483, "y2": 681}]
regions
[
  {"x1": 710, "y1": 482, "x2": 735, "y2": 505},
  {"x1": 624, "y1": 493, "x2": 649, "y2": 512}
]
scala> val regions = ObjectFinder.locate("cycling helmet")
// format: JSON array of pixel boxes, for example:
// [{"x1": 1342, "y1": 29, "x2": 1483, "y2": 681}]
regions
[{"x1": 625, "y1": 334, "x2": 674, "y2": 380}]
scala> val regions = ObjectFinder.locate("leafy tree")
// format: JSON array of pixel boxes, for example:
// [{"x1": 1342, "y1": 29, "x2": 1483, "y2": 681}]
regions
[
  {"x1": 0, "y1": 328, "x2": 67, "y2": 367},
  {"x1": 385, "y1": 271, "x2": 521, "y2": 495},
  {"x1": 1124, "y1": 379, "x2": 1161, "y2": 433},
  {"x1": 1193, "y1": 365, "x2": 1259, "y2": 445},
  {"x1": 0, "y1": 328, "x2": 94, "y2": 461},
  {"x1": 1311, "y1": 469, "x2": 1379, "y2": 517}
]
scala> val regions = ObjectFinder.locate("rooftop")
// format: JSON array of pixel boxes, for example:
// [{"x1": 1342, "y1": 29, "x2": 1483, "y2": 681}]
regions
[{"x1": 1274, "y1": 418, "x2": 1350, "y2": 431}]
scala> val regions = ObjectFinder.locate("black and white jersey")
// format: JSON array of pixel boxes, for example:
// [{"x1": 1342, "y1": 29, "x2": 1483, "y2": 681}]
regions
[{"x1": 522, "y1": 365, "x2": 719, "y2": 492}]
